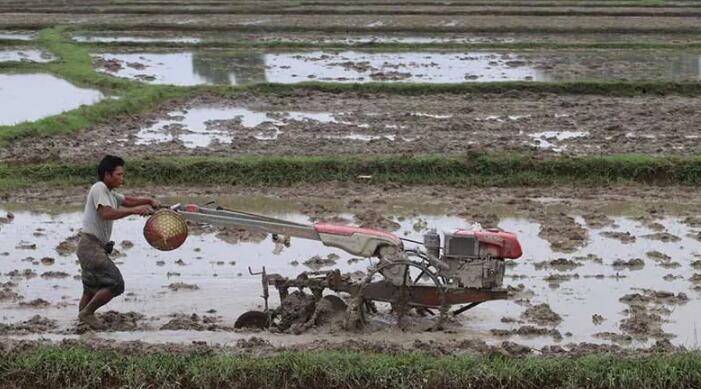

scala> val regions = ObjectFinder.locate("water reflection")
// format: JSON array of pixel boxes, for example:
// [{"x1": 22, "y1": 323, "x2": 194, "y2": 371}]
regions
[
  {"x1": 1, "y1": 204, "x2": 700, "y2": 347},
  {"x1": 96, "y1": 50, "x2": 551, "y2": 85},
  {"x1": 95, "y1": 50, "x2": 701, "y2": 86},
  {"x1": 0, "y1": 74, "x2": 104, "y2": 126}
]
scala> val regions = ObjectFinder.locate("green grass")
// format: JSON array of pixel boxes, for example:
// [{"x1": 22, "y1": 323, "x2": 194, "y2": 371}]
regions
[
  {"x1": 2, "y1": 154, "x2": 701, "y2": 189},
  {"x1": 0, "y1": 345, "x2": 699, "y2": 389}
]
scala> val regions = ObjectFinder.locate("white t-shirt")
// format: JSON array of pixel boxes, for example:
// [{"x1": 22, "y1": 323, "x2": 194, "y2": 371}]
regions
[{"x1": 82, "y1": 181, "x2": 125, "y2": 244}]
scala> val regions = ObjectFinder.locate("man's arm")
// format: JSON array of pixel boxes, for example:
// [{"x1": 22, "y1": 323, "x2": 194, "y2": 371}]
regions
[
  {"x1": 98, "y1": 205, "x2": 152, "y2": 221},
  {"x1": 121, "y1": 196, "x2": 160, "y2": 208}
]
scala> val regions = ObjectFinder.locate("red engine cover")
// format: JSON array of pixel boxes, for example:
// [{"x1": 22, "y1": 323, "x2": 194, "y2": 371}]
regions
[{"x1": 454, "y1": 228, "x2": 523, "y2": 259}]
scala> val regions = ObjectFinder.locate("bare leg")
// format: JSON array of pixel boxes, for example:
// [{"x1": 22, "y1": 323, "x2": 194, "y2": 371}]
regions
[
  {"x1": 78, "y1": 292, "x2": 95, "y2": 312},
  {"x1": 80, "y1": 288, "x2": 115, "y2": 315}
]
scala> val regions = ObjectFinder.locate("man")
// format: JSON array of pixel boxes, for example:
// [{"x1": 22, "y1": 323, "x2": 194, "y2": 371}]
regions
[{"x1": 77, "y1": 155, "x2": 159, "y2": 329}]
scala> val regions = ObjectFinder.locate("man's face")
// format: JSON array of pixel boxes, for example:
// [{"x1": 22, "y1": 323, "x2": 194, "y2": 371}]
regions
[{"x1": 104, "y1": 165, "x2": 124, "y2": 189}]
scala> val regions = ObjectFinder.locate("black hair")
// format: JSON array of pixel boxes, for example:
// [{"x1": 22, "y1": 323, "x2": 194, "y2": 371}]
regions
[{"x1": 97, "y1": 155, "x2": 125, "y2": 180}]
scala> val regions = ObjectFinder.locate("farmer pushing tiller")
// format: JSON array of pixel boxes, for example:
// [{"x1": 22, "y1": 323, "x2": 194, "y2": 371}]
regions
[{"x1": 78, "y1": 155, "x2": 522, "y2": 331}]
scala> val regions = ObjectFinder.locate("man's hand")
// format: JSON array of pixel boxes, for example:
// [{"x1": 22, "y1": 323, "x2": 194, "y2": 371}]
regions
[
  {"x1": 132, "y1": 205, "x2": 153, "y2": 216},
  {"x1": 149, "y1": 199, "x2": 161, "y2": 209}
]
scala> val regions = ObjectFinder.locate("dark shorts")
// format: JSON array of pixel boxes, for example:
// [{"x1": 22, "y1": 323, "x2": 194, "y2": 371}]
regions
[{"x1": 77, "y1": 233, "x2": 125, "y2": 296}]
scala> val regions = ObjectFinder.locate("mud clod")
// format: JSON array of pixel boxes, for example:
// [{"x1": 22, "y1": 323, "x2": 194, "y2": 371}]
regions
[
  {"x1": 354, "y1": 210, "x2": 400, "y2": 231},
  {"x1": 166, "y1": 282, "x2": 200, "y2": 291},
  {"x1": 612, "y1": 258, "x2": 645, "y2": 270},
  {"x1": 601, "y1": 231, "x2": 636, "y2": 243},
  {"x1": 160, "y1": 313, "x2": 231, "y2": 331},
  {"x1": 40, "y1": 257, "x2": 55, "y2": 265},
  {"x1": 41, "y1": 271, "x2": 70, "y2": 279},
  {"x1": 56, "y1": 233, "x2": 80, "y2": 256},
  {"x1": 522, "y1": 303, "x2": 562, "y2": 326},
  {"x1": 19, "y1": 298, "x2": 50, "y2": 308},
  {"x1": 95, "y1": 311, "x2": 149, "y2": 332},
  {"x1": 0, "y1": 315, "x2": 57, "y2": 334},
  {"x1": 302, "y1": 254, "x2": 338, "y2": 270}
]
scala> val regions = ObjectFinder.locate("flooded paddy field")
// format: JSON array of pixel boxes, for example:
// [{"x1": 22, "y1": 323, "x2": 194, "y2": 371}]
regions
[
  {"x1": 0, "y1": 74, "x2": 103, "y2": 126},
  {"x1": 1, "y1": 0, "x2": 701, "y2": 369},
  {"x1": 0, "y1": 48, "x2": 52, "y2": 62},
  {"x1": 69, "y1": 30, "x2": 701, "y2": 45},
  {"x1": 1, "y1": 185, "x2": 700, "y2": 349},
  {"x1": 90, "y1": 49, "x2": 701, "y2": 86},
  {"x1": 0, "y1": 30, "x2": 33, "y2": 41},
  {"x1": 3, "y1": 92, "x2": 700, "y2": 162}
]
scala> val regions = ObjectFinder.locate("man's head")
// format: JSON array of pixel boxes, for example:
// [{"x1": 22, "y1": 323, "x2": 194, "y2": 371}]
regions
[{"x1": 97, "y1": 155, "x2": 125, "y2": 189}]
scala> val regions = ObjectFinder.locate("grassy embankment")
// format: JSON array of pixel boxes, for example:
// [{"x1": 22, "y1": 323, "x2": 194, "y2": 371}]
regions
[
  {"x1": 2, "y1": 154, "x2": 701, "y2": 190},
  {"x1": 0, "y1": 346, "x2": 700, "y2": 389}
]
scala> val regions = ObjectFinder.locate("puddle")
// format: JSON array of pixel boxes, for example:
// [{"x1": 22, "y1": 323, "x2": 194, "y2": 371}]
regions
[
  {"x1": 0, "y1": 74, "x2": 104, "y2": 126},
  {"x1": 73, "y1": 35, "x2": 201, "y2": 44},
  {"x1": 0, "y1": 49, "x2": 54, "y2": 63},
  {"x1": 135, "y1": 106, "x2": 400, "y2": 148},
  {"x1": 94, "y1": 51, "x2": 549, "y2": 85},
  {"x1": 0, "y1": 31, "x2": 34, "y2": 41},
  {"x1": 1, "y1": 201, "x2": 700, "y2": 348},
  {"x1": 529, "y1": 131, "x2": 589, "y2": 151}
]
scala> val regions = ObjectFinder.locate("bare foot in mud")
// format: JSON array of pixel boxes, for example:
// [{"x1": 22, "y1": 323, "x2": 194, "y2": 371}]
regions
[{"x1": 78, "y1": 311, "x2": 103, "y2": 330}]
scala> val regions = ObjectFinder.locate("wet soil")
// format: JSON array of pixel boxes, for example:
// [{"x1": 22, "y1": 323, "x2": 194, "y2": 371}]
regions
[
  {"x1": 1, "y1": 184, "x2": 700, "y2": 349},
  {"x1": 3, "y1": 13, "x2": 701, "y2": 32},
  {"x1": 3, "y1": 92, "x2": 701, "y2": 163}
]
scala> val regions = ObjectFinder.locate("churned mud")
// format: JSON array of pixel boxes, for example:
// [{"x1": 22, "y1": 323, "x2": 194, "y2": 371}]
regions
[
  {"x1": 0, "y1": 184, "x2": 700, "y2": 350},
  {"x1": 3, "y1": 92, "x2": 701, "y2": 163}
]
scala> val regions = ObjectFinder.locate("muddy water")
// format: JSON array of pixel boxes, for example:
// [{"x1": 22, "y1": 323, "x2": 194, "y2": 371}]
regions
[
  {"x1": 0, "y1": 49, "x2": 54, "y2": 63},
  {"x1": 0, "y1": 31, "x2": 33, "y2": 41},
  {"x1": 94, "y1": 49, "x2": 701, "y2": 86},
  {"x1": 94, "y1": 50, "x2": 550, "y2": 85},
  {"x1": 0, "y1": 74, "x2": 104, "y2": 126},
  {"x1": 72, "y1": 35, "x2": 201, "y2": 44},
  {"x1": 134, "y1": 106, "x2": 415, "y2": 148},
  {"x1": 1, "y1": 200, "x2": 700, "y2": 348}
]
